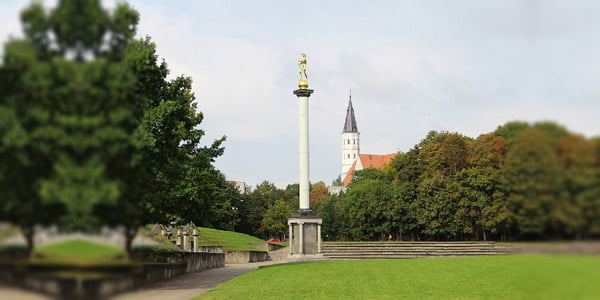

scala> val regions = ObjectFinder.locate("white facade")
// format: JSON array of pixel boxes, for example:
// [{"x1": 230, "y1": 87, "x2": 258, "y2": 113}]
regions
[
  {"x1": 342, "y1": 131, "x2": 360, "y2": 176},
  {"x1": 341, "y1": 96, "x2": 360, "y2": 177}
]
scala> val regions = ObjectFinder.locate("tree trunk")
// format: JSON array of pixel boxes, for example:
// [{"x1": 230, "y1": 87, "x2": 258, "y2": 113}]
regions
[
  {"x1": 482, "y1": 229, "x2": 487, "y2": 241},
  {"x1": 124, "y1": 227, "x2": 137, "y2": 261},
  {"x1": 22, "y1": 226, "x2": 35, "y2": 259}
]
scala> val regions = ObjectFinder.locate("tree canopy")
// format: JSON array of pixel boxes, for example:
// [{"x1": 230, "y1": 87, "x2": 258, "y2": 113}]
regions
[
  {"x1": 316, "y1": 121, "x2": 600, "y2": 241},
  {"x1": 0, "y1": 0, "x2": 236, "y2": 256}
]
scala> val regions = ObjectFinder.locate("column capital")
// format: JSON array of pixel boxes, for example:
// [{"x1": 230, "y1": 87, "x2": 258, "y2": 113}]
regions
[{"x1": 293, "y1": 89, "x2": 314, "y2": 97}]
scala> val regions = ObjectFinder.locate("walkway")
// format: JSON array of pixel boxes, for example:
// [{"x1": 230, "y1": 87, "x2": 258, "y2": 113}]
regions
[
  {"x1": 0, "y1": 259, "x2": 292, "y2": 300},
  {"x1": 0, "y1": 247, "x2": 328, "y2": 300},
  {"x1": 112, "y1": 259, "x2": 292, "y2": 300}
]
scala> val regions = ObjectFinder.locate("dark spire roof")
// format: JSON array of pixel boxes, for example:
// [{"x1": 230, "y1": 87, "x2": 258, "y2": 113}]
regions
[{"x1": 343, "y1": 94, "x2": 358, "y2": 133}]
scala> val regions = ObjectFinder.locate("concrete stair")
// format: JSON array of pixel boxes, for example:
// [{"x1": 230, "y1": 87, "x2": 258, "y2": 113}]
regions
[{"x1": 322, "y1": 241, "x2": 512, "y2": 260}]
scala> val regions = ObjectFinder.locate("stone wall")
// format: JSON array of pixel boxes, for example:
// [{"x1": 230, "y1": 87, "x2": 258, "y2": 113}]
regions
[
  {"x1": 200, "y1": 246, "x2": 223, "y2": 253},
  {"x1": 0, "y1": 252, "x2": 224, "y2": 299},
  {"x1": 249, "y1": 243, "x2": 286, "y2": 252},
  {"x1": 131, "y1": 252, "x2": 224, "y2": 272},
  {"x1": 224, "y1": 251, "x2": 268, "y2": 264}
]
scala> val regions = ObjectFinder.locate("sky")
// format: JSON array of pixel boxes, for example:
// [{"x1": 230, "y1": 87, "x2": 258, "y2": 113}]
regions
[{"x1": 1, "y1": 1, "x2": 600, "y2": 189}]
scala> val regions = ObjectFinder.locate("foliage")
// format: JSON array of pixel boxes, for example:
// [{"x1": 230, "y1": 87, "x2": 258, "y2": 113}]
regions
[
  {"x1": 309, "y1": 181, "x2": 329, "y2": 207},
  {"x1": 195, "y1": 255, "x2": 600, "y2": 300},
  {"x1": 317, "y1": 121, "x2": 600, "y2": 242},
  {"x1": 261, "y1": 199, "x2": 294, "y2": 240},
  {"x1": 0, "y1": 244, "x2": 28, "y2": 256},
  {"x1": 0, "y1": 0, "x2": 233, "y2": 258}
]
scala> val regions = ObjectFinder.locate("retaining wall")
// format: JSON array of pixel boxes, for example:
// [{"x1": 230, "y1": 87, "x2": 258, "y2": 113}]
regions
[
  {"x1": 250, "y1": 243, "x2": 286, "y2": 251},
  {"x1": 0, "y1": 252, "x2": 224, "y2": 299},
  {"x1": 225, "y1": 251, "x2": 268, "y2": 264}
]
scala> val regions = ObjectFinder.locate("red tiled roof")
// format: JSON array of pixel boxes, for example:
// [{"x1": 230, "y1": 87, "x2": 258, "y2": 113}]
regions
[
  {"x1": 342, "y1": 160, "x2": 357, "y2": 186},
  {"x1": 358, "y1": 153, "x2": 397, "y2": 169},
  {"x1": 342, "y1": 153, "x2": 398, "y2": 186}
]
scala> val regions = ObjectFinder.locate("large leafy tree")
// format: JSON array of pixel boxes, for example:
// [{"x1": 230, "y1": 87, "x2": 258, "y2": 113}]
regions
[
  {"x1": 261, "y1": 199, "x2": 294, "y2": 240},
  {"x1": 326, "y1": 121, "x2": 598, "y2": 242},
  {"x1": 344, "y1": 169, "x2": 397, "y2": 240},
  {"x1": 502, "y1": 128, "x2": 562, "y2": 238},
  {"x1": 309, "y1": 181, "x2": 329, "y2": 207},
  {"x1": 455, "y1": 133, "x2": 508, "y2": 241},
  {"x1": 237, "y1": 181, "x2": 281, "y2": 238},
  {"x1": 554, "y1": 134, "x2": 599, "y2": 238},
  {"x1": 0, "y1": 0, "x2": 226, "y2": 257}
]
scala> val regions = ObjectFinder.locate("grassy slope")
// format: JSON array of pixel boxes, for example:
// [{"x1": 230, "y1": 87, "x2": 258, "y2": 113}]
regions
[
  {"x1": 34, "y1": 239, "x2": 125, "y2": 265},
  {"x1": 198, "y1": 227, "x2": 266, "y2": 252},
  {"x1": 27, "y1": 227, "x2": 265, "y2": 263},
  {"x1": 196, "y1": 255, "x2": 600, "y2": 300},
  {"x1": 141, "y1": 226, "x2": 267, "y2": 252}
]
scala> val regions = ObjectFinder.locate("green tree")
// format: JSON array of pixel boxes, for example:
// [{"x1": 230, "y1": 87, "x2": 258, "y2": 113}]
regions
[
  {"x1": 554, "y1": 134, "x2": 599, "y2": 238},
  {"x1": 503, "y1": 128, "x2": 562, "y2": 238},
  {"x1": 0, "y1": 0, "x2": 139, "y2": 255},
  {"x1": 238, "y1": 181, "x2": 281, "y2": 238},
  {"x1": 388, "y1": 150, "x2": 425, "y2": 240},
  {"x1": 316, "y1": 193, "x2": 351, "y2": 241},
  {"x1": 344, "y1": 169, "x2": 397, "y2": 240},
  {"x1": 493, "y1": 121, "x2": 530, "y2": 141},
  {"x1": 455, "y1": 133, "x2": 508, "y2": 241},
  {"x1": 0, "y1": 0, "x2": 226, "y2": 257},
  {"x1": 309, "y1": 181, "x2": 329, "y2": 208},
  {"x1": 262, "y1": 199, "x2": 294, "y2": 240}
]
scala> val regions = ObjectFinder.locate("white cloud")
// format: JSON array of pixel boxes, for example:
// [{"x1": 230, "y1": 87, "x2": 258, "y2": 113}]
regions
[{"x1": 2, "y1": 0, "x2": 600, "y2": 187}]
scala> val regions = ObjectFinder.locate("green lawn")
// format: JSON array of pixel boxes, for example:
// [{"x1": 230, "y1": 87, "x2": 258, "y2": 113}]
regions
[
  {"x1": 142, "y1": 225, "x2": 267, "y2": 252},
  {"x1": 33, "y1": 239, "x2": 125, "y2": 265},
  {"x1": 198, "y1": 227, "x2": 267, "y2": 252},
  {"x1": 195, "y1": 255, "x2": 600, "y2": 300}
]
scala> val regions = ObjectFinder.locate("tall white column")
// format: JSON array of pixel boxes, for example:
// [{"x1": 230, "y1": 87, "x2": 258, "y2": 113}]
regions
[
  {"x1": 294, "y1": 89, "x2": 313, "y2": 211},
  {"x1": 299, "y1": 95, "x2": 309, "y2": 210}
]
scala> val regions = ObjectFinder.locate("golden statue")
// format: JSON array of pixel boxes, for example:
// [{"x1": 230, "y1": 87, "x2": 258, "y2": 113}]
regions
[{"x1": 298, "y1": 53, "x2": 308, "y2": 89}]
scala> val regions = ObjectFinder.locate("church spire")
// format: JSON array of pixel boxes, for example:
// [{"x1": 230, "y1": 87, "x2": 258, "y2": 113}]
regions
[{"x1": 343, "y1": 92, "x2": 358, "y2": 133}]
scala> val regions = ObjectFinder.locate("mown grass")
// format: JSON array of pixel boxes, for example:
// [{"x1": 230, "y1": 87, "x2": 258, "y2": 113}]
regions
[
  {"x1": 198, "y1": 227, "x2": 266, "y2": 252},
  {"x1": 33, "y1": 239, "x2": 126, "y2": 265},
  {"x1": 195, "y1": 255, "x2": 600, "y2": 300},
  {"x1": 132, "y1": 244, "x2": 181, "y2": 253}
]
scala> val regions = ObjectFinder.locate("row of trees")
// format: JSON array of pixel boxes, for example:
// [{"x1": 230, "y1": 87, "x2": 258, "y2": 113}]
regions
[
  {"x1": 232, "y1": 181, "x2": 329, "y2": 240},
  {"x1": 0, "y1": 1, "x2": 241, "y2": 257},
  {"x1": 317, "y1": 121, "x2": 600, "y2": 241}
]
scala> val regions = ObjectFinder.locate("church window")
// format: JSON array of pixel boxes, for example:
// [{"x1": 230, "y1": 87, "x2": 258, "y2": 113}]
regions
[
  {"x1": 347, "y1": 154, "x2": 350, "y2": 159},
  {"x1": 353, "y1": 139, "x2": 356, "y2": 144},
  {"x1": 354, "y1": 154, "x2": 356, "y2": 158}
]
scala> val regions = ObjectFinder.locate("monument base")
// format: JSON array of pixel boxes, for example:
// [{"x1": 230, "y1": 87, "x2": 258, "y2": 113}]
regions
[{"x1": 288, "y1": 211, "x2": 322, "y2": 257}]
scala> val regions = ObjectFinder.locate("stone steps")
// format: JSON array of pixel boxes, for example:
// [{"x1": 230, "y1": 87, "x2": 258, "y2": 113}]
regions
[{"x1": 322, "y1": 242, "x2": 512, "y2": 260}]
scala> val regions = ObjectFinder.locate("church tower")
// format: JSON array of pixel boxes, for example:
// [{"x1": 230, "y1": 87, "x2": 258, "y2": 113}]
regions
[{"x1": 342, "y1": 94, "x2": 360, "y2": 176}]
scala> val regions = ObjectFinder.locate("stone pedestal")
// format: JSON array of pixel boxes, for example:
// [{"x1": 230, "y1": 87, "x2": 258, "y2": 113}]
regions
[{"x1": 288, "y1": 212, "x2": 322, "y2": 257}]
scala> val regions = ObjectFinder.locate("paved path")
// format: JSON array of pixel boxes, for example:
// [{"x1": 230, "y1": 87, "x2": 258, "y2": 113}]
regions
[
  {"x1": 111, "y1": 259, "x2": 292, "y2": 300},
  {"x1": 0, "y1": 285, "x2": 53, "y2": 300},
  {"x1": 0, "y1": 260, "x2": 292, "y2": 300},
  {"x1": 0, "y1": 247, "x2": 328, "y2": 300}
]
